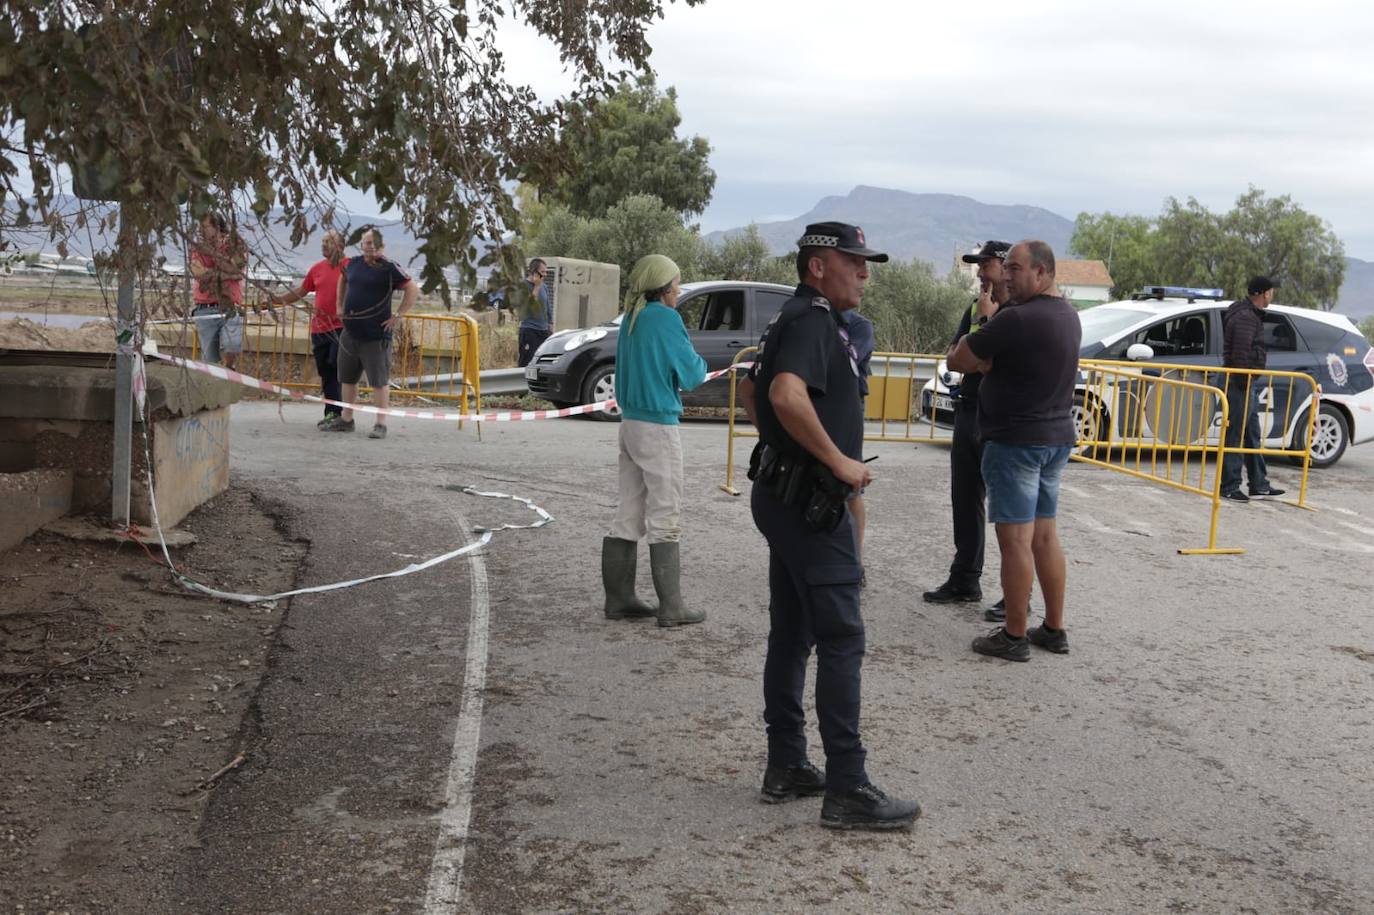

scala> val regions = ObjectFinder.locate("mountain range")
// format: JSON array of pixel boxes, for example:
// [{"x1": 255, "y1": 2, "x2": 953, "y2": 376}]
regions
[
  {"x1": 704, "y1": 185, "x2": 1077, "y2": 271},
  {"x1": 704, "y1": 186, "x2": 1373, "y2": 320}
]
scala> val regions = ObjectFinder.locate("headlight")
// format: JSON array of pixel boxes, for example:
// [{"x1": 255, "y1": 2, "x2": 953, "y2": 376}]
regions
[{"x1": 563, "y1": 328, "x2": 609, "y2": 352}]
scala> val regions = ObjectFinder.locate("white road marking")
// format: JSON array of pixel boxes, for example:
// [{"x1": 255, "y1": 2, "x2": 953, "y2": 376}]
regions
[
  {"x1": 1337, "y1": 520, "x2": 1374, "y2": 538},
  {"x1": 423, "y1": 509, "x2": 491, "y2": 913}
]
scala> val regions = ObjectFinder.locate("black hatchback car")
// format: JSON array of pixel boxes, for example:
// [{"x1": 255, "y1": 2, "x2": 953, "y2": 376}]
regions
[{"x1": 523, "y1": 280, "x2": 795, "y2": 419}]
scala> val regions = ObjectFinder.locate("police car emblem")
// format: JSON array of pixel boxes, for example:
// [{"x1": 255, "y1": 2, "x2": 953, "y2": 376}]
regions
[{"x1": 1326, "y1": 352, "x2": 1349, "y2": 388}]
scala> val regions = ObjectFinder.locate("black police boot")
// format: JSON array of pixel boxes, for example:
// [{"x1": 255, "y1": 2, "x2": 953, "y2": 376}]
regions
[
  {"x1": 922, "y1": 579, "x2": 982, "y2": 604},
  {"x1": 601, "y1": 537, "x2": 655, "y2": 620},
  {"x1": 760, "y1": 761, "x2": 826, "y2": 804},
  {"x1": 820, "y1": 782, "x2": 921, "y2": 831},
  {"x1": 650, "y1": 541, "x2": 704, "y2": 628}
]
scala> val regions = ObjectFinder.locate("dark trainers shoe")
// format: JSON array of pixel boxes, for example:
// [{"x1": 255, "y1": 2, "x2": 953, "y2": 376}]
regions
[
  {"x1": 1028, "y1": 624, "x2": 1069, "y2": 654},
  {"x1": 984, "y1": 597, "x2": 1033, "y2": 623},
  {"x1": 317, "y1": 414, "x2": 341, "y2": 430},
  {"x1": 760, "y1": 761, "x2": 826, "y2": 804},
  {"x1": 1221, "y1": 490, "x2": 1249, "y2": 503},
  {"x1": 972, "y1": 626, "x2": 1030, "y2": 662},
  {"x1": 820, "y1": 782, "x2": 920, "y2": 831},
  {"x1": 323, "y1": 416, "x2": 355, "y2": 433},
  {"x1": 922, "y1": 580, "x2": 982, "y2": 604},
  {"x1": 1249, "y1": 486, "x2": 1285, "y2": 497},
  {"x1": 368, "y1": 423, "x2": 388, "y2": 440}
]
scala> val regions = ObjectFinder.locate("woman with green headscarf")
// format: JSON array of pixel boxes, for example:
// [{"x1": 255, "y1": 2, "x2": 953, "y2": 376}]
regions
[{"x1": 601, "y1": 254, "x2": 709, "y2": 628}]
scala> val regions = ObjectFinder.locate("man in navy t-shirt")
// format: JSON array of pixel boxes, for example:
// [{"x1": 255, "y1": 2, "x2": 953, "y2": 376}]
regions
[
  {"x1": 323, "y1": 227, "x2": 417, "y2": 440},
  {"x1": 949, "y1": 240, "x2": 1081, "y2": 662}
]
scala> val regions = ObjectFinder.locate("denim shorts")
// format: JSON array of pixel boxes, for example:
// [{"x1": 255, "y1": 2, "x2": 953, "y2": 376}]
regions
[
  {"x1": 981, "y1": 442, "x2": 1073, "y2": 524},
  {"x1": 193, "y1": 306, "x2": 243, "y2": 363}
]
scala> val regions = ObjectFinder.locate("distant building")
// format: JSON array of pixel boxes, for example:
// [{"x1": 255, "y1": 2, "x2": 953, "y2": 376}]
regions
[{"x1": 1055, "y1": 259, "x2": 1114, "y2": 307}]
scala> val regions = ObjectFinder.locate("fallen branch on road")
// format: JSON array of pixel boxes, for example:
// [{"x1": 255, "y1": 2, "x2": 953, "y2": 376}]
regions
[{"x1": 184, "y1": 751, "x2": 247, "y2": 795}]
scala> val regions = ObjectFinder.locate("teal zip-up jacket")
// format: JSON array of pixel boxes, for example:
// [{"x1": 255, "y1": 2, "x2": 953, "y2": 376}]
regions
[{"x1": 616, "y1": 301, "x2": 708, "y2": 424}]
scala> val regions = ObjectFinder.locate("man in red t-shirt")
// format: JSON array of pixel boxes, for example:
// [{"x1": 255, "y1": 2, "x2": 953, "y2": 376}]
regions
[
  {"x1": 275, "y1": 231, "x2": 348, "y2": 429},
  {"x1": 189, "y1": 212, "x2": 247, "y2": 368}
]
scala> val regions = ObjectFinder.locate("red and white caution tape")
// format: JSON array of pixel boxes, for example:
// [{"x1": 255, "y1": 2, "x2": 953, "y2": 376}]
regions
[{"x1": 146, "y1": 350, "x2": 751, "y2": 423}]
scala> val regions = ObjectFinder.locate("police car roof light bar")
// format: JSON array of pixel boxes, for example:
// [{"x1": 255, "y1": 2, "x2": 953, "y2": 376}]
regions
[{"x1": 1132, "y1": 285, "x2": 1227, "y2": 302}]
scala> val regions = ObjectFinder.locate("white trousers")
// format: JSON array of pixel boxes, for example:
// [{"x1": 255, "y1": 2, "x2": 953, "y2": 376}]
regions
[{"x1": 610, "y1": 420, "x2": 684, "y2": 544}]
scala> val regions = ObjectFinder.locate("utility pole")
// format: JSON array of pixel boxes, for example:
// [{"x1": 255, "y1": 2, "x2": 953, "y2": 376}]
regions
[{"x1": 111, "y1": 205, "x2": 137, "y2": 526}]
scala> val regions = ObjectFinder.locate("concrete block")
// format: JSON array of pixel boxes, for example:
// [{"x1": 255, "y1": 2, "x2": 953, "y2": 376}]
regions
[
  {"x1": 149, "y1": 406, "x2": 231, "y2": 528},
  {"x1": 0, "y1": 469, "x2": 72, "y2": 552}
]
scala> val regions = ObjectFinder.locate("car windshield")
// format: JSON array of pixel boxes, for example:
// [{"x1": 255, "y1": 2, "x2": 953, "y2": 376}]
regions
[{"x1": 1078, "y1": 305, "x2": 1153, "y2": 345}]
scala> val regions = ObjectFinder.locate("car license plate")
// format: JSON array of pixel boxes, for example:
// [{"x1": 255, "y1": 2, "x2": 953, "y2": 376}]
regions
[
  {"x1": 524, "y1": 364, "x2": 538, "y2": 381},
  {"x1": 932, "y1": 393, "x2": 955, "y2": 412}
]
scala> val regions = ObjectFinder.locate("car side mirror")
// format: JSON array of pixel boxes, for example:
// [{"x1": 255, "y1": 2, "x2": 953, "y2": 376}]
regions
[{"x1": 1126, "y1": 343, "x2": 1155, "y2": 362}]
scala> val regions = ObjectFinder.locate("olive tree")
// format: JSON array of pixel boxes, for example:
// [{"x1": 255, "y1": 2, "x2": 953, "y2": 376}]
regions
[{"x1": 0, "y1": 0, "x2": 701, "y2": 296}]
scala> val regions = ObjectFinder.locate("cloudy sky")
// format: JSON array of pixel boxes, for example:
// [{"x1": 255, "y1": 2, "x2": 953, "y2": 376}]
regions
[{"x1": 495, "y1": 0, "x2": 1374, "y2": 257}]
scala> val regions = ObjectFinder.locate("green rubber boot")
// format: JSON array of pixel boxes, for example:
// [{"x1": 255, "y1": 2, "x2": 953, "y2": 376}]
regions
[
  {"x1": 602, "y1": 537, "x2": 655, "y2": 620},
  {"x1": 650, "y1": 541, "x2": 704, "y2": 628}
]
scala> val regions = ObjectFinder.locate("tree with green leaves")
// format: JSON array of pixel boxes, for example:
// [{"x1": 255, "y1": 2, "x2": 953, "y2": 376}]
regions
[
  {"x1": 0, "y1": 0, "x2": 701, "y2": 298},
  {"x1": 699, "y1": 225, "x2": 792, "y2": 284},
  {"x1": 548, "y1": 74, "x2": 715, "y2": 220},
  {"x1": 528, "y1": 194, "x2": 703, "y2": 298},
  {"x1": 1071, "y1": 188, "x2": 1345, "y2": 309},
  {"x1": 1068, "y1": 212, "x2": 1157, "y2": 298},
  {"x1": 861, "y1": 260, "x2": 972, "y2": 355},
  {"x1": 1359, "y1": 315, "x2": 1374, "y2": 343}
]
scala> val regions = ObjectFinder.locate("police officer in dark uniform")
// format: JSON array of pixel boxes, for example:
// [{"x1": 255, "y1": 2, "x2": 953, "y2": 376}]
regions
[
  {"x1": 923, "y1": 240, "x2": 1013, "y2": 621},
  {"x1": 738, "y1": 222, "x2": 920, "y2": 831}
]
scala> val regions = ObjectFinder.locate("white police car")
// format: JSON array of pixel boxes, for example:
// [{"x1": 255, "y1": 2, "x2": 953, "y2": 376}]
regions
[{"x1": 921, "y1": 286, "x2": 1374, "y2": 467}]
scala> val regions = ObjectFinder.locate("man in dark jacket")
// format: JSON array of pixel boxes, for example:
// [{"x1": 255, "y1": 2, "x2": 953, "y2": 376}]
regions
[{"x1": 1220, "y1": 277, "x2": 1285, "y2": 502}]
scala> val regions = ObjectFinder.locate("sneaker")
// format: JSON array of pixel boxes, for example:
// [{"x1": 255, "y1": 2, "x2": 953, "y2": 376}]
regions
[
  {"x1": 820, "y1": 782, "x2": 920, "y2": 831},
  {"x1": 368, "y1": 423, "x2": 388, "y2": 440},
  {"x1": 1249, "y1": 486, "x2": 1285, "y2": 497},
  {"x1": 983, "y1": 597, "x2": 1033, "y2": 623},
  {"x1": 972, "y1": 626, "x2": 1030, "y2": 662},
  {"x1": 1028, "y1": 624, "x2": 1069, "y2": 654},
  {"x1": 760, "y1": 760, "x2": 826, "y2": 804},
  {"x1": 317, "y1": 414, "x2": 341, "y2": 430},
  {"x1": 323, "y1": 416, "x2": 355, "y2": 433},
  {"x1": 1221, "y1": 490, "x2": 1249, "y2": 503},
  {"x1": 922, "y1": 580, "x2": 982, "y2": 604}
]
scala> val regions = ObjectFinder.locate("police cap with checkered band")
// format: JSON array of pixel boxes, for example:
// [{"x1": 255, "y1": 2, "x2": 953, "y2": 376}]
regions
[{"x1": 796, "y1": 221, "x2": 889, "y2": 262}]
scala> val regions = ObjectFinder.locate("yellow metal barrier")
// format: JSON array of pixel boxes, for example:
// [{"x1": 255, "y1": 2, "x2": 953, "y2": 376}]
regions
[
  {"x1": 722, "y1": 350, "x2": 1321, "y2": 554},
  {"x1": 1076, "y1": 361, "x2": 1241, "y2": 554},
  {"x1": 154, "y1": 300, "x2": 483, "y2": 425},
  {"x1": 719, "y1": 347, "x2": 953, "y2": 495},
  {"x1": 1077, "y1": 360, "x2": 1318, "y2": 511}
]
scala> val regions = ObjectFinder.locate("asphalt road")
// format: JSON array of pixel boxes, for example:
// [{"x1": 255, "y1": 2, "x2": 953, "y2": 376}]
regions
[{"x1": 175, "y1": 402, "x2": 1374, "y2": 914}]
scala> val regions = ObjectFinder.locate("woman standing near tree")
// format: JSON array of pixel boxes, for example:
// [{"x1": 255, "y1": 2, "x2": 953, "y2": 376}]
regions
[
  {"x1": 600, "y1": 254, "x2": 708, "y2": 628},
  {"x1": 189, "y1": 211, "x2": 247, "y2": 368}
]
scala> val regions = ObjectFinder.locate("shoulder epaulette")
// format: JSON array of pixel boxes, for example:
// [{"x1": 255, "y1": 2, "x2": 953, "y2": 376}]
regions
[{"x1": 810, "y1": 296, "x2": 831, "y2": 312}]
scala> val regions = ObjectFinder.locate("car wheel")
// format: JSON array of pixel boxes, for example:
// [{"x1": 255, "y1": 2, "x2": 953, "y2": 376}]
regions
[
  {"x1": 1071, "y1": 393, "x2": 1110, "y2": 459},
  {"x1": 1289, "y1": 402, "x2": 1348, "y2": 468},
  {"x1": 582, "y1": 363, "x2": 621, "y2": 422}
]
